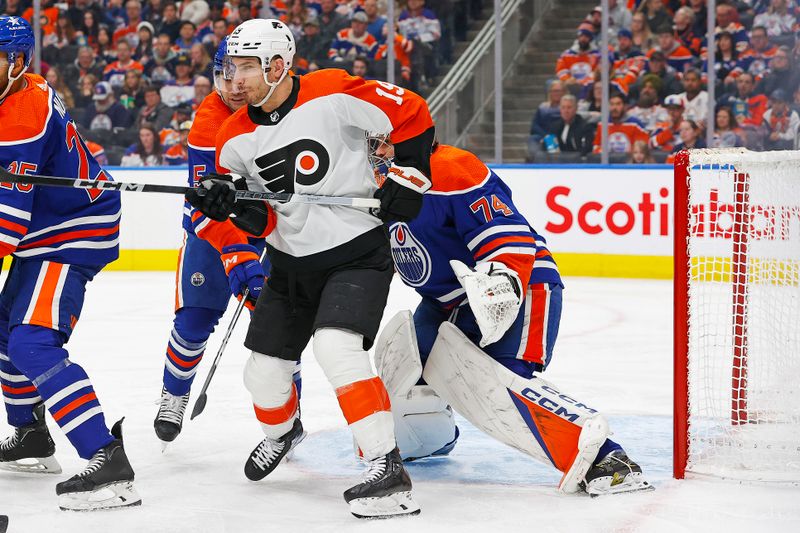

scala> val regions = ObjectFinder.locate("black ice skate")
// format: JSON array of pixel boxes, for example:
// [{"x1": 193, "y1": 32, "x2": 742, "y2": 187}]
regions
[
  {"x1": 0, "y1": 403, "x2": 61, "y2": 474},
  {"x1": 244, "y1": 418, "x2": 306, "y2": 481},
  {"x1": 582, "y1": 449, "x2": 654, "y2": 497},
  {"x1": 344, "y1": 447, "x2": 420, "y2": 519},
  {"x1": 154, "y1": 387, "x2": 190, "y2": 449},
  {"x1": 56, "y1": 418, "x2": 141, "y2": 511}
]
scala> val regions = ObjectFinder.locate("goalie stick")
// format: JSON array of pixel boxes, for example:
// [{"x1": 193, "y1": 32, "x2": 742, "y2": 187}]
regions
[{"x1": 0, "y1": 167, "x2": 381, "y2": 209}]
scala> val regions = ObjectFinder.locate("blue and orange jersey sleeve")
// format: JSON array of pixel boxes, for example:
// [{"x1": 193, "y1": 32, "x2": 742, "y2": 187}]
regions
[{"x1": 430, "y1": 145, "x2": 541, "y2": 289}]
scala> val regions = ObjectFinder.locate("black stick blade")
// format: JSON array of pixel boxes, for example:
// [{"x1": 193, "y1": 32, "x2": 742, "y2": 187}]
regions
[{"x1": 190, "y1": 393, "x2": 208, "y2": 420}]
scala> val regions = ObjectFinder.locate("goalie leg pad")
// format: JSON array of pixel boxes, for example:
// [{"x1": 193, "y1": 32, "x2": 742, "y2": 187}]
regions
[
  {"x1": 373, "y1": 311, "x2": 422, "y2": 397},
  {"x1": 392, "y1": 385, "x2": 458, "y2": 461},
  {"x1": 423, "y1": 322, "x2": 609, "y2": 480}
]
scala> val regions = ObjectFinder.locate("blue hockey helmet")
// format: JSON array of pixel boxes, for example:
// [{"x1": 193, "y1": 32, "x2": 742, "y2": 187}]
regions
[
  {"x1": 213, "y1": 36, "x2": 228, "y2": 74},
  {"x1": 0, "y1": 16, "x2": 34, "y2": 72}
]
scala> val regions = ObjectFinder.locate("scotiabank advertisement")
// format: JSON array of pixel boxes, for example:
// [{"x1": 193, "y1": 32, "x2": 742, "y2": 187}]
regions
[{"x1": 495, "y1": 167, "x2": 674, "y2": 257}]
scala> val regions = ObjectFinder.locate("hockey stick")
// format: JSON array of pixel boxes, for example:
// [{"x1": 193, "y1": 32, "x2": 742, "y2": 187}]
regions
[
  {"x1": 0, "y1": 168, "x2": 381, "y2": 209},
  {"x1": 190, "y1": 287, "x2": 250, "y2": 421}
]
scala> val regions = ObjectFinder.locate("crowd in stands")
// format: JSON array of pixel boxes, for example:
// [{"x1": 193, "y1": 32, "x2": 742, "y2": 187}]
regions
[
  {"x1": 2, "y1": 0, "x2": 478, "y2": 165},
  {"x1": 530, "y1": 0, "x2": 800, "y2": 163}
]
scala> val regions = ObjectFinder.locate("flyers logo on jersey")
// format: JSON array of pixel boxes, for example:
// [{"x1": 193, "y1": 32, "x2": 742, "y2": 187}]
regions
[
  {"x1": 253, "y1": 139, "x2": 330, "y2": 193},
  {"x1": 389, "y1": 223, "x2": 432, "y2": 287}
]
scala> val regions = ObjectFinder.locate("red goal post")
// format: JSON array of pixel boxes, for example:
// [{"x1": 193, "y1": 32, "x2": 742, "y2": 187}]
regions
[{"x1": 673, "y1": 148, "x2": 800, "y2": 482}]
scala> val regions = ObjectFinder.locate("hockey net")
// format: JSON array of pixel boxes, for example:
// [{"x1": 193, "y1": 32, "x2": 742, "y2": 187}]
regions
[{"x1": 674, "y1": 149, "x2": 800, "y2": 482}]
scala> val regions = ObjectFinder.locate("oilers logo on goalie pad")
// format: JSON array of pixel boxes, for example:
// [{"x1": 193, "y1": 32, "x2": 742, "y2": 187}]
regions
[{"x1": 389, "y1": 223, "x2": 432, "y2": 287}]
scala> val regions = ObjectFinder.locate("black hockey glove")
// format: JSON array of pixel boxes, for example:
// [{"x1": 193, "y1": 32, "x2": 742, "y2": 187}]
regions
[
  {"x1": 372, "y1": 164, "x2": 432, "y2": 223},
  {"x1": 185, "y1": 173, "x2": 240, "y2": 221}
]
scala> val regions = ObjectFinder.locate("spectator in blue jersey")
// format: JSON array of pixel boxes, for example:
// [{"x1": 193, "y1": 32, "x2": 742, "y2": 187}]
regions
[
  {"x1": 707, "y1": 31, "x2": 746, "y2": 95},
  {"x1": 174, "y1": 20, "x2": 201, "y2": 51},
  {"x1": 81, "y1": 80, "x2": 133, "y2": 131},
  {"x1": 364, "y1": 0, "x2": 387, "y2": 44},
  {"x1": 328, "y1": 11, "x2": 379, "y2": 63},
  {"x1": 715, "y1": 3, "x2": 750, "y2": 54},
  {"x1": 399, "y1": 0, "x2": 442, "y2": 88}
]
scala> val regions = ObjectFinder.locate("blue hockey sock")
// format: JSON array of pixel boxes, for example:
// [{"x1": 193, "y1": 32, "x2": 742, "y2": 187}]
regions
[
  {"x1": 594, "y1": 438, "x2": 624, "y2": 464},
  {"x1": 163, "y1": 307, "x2": 222, "y2": 396},
  {"x1": 8, "y1": 326, "x2": 112, "y2": 459}
]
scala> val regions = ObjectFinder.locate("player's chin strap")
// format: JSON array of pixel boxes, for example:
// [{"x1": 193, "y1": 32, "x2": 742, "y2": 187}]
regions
[
  {"x1": 0, "y1": 61, "x2": 26, "y2": 104},
  {"x1": 254, "y1": 64, "x2": 289, "y2": 108}
]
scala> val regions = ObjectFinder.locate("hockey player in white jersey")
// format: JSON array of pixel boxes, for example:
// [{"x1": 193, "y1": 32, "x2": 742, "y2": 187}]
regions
[
  {"x1": 185, "y1": 19, "x2": 435, "y2": 518},
  {"x1": 368, "y1": 136, "x2": 652, "y2": 497}
]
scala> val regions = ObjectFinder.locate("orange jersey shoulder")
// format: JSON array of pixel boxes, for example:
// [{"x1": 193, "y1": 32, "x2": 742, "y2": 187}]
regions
[
  {"x1": 296, "y1": 69, "x2": 432, "y2": 144},
  {"x1": 429, "y1": 144, "x2": 491, "y2": 194},
  {"x1": 189, "y1": 92, "x2": 232, "y2": 149},
  {"x1": 0, "y1": 74, "x2": 53, "y2": 144}
]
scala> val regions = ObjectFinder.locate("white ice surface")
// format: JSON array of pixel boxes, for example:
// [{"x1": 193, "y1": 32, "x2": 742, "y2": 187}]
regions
[{"x1": 2, "y1": 274, "x2": 799, "y2": 533}]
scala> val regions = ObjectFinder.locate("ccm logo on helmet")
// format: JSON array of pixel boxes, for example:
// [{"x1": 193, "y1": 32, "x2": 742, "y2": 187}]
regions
[{"x1": 254, "y1": 139, "x2": 330, "y2": 193}]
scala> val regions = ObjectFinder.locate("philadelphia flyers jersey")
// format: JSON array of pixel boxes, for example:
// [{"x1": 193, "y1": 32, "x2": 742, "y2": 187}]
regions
[
  {"x1": 389, "y1": 144, "x2": 562, "y2": 309},
  {"x1": 0, "y1": 74, "x2": 120, "y2": 266},
  {"x1": 215, "y1": 69, "x2": 433, "y2": 271}
]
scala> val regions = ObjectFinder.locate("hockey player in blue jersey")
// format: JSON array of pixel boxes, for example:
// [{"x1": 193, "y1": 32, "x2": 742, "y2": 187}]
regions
[
  {"x1": 368, "y1": 136, "x2": 652, "y2": 497},
  {"x1": 0, "y1": 16, "x2": 140, "y2": 510},
  {"x1": 153, "y1": 37, "x2": 300, "y2": 446}
]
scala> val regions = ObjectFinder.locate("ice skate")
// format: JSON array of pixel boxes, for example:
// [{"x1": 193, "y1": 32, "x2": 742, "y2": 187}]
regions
[
  {"x1": 582, "y1": 449, "x2": 654, "y2": 497},
  {"x1": 0, "y1": 403, "x2": 61, "y2": 474},
  {"x1": 344, "y1": 447, "x2": 420, "y2": 519},
  {"x1": 244, "y1": 418, "x2": 306, "y2": 481},
  {"x1": 56, "y1": 419, "x2": 141, "y2": 511},
  {"x1": 154, "y1": 387, "x2": 189, "y2": 449}
]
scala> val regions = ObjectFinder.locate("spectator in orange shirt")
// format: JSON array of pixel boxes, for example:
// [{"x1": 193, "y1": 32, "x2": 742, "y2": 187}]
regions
[
  {"x1": 556, "y1": 26, "x2": 600, "y2": 89},
  {"x1": 719, "y1": 72, "x2": 769, "y2": 128},
  {"x1": 113, "y1": 0, "x2": 144, "y2": 46},
  {"x1": 593, "y1": 93, "x2": 650, "y2": 154}
]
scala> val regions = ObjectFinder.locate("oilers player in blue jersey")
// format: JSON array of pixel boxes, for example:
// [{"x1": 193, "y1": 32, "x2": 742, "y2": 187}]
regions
[
  {"x1": 153, "y1": 37, "x2": 300, "y2": 446},
  {"x1": 0, "y1": 17, "x2": 140, "y2": 510},
  {"x1": 368, "y1": 136, "x2": 653, "y2": 497}
]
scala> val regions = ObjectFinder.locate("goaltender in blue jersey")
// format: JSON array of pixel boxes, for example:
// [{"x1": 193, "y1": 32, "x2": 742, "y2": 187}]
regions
[
  {"x1": 0, "y1": 16, "x2": 140, "y2": 512},
  {"x1": 369, "y1": 137, "x2": 653, "y2": 497}
]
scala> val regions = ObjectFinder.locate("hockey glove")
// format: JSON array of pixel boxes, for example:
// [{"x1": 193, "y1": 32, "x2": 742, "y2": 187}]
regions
[
  {"x1": 186, "y1": 173, "x2": 241, "y2": 222},
  {"x1": 450, "y1": 260, "x2": 522, "y2": 348},
  {"x1": 372, "y1": 164, "x2": 432, "y2": 223},
  {"x1": 221, "y1": 244, "x2": 265, "y2": 310}
]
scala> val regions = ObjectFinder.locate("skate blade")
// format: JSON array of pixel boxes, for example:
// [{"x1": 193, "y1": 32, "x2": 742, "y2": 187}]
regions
[
  {"x1": 350, "y1": 491, "x2": 421, "y2": 519},
  {"x1": 586, "y1": 472, "x2": 655, "y2": 498},
  {"x1": 284, "y1": 431, "x2": 307, "y2": 462},
  {"x1": 0, "y1": 455, "x2": 62, "y2": 475},
  {"x1": 59, "y1": 482, "x2": 142, "y2": 512}
]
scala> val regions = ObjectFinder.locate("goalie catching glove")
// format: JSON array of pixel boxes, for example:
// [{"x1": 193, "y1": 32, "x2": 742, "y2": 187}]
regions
[
  {"x1": 372, "y1": 164, "x2": 432, "y2": 223},
  {"x1": 450, "y1": 260, "x2": 522, "y2": 347},
  {"x1": 185, "y1": 173, "x2": 270, "y2": 236},
  {"x1": 221, "y1": 244, "x2": 265, "y2": 310}
]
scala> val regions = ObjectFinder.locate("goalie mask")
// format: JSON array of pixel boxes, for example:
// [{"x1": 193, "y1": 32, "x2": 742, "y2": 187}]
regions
[{"x1": 365, "y1": 132, "x2": 393, "y2": 186}]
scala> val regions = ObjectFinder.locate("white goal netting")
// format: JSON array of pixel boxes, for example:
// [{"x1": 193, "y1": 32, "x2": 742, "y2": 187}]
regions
[{"x1": 683, "y1": 149, "x2": 800, "y2": 482}]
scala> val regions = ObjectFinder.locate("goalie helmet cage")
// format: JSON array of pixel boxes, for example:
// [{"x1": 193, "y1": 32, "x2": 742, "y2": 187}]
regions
[{"x1": 673, "y1": 148, "x2": 800, "y2": 482}]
